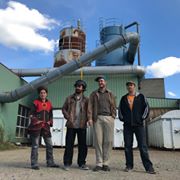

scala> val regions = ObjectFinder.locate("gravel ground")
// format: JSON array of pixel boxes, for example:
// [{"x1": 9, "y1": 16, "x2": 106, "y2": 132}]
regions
[{"x1": 0, "y1": 146, "x2": 180, "y2": 180}]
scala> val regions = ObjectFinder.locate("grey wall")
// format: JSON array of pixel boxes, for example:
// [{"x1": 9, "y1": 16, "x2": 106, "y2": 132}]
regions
[{"x1": 140, "y1": 78, "x2": 165, "y2": 98}]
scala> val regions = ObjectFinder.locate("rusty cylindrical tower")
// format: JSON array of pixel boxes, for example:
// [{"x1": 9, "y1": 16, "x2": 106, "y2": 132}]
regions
[{"x1": 54, "y1": 20, "x2": 86, "y2": 67}]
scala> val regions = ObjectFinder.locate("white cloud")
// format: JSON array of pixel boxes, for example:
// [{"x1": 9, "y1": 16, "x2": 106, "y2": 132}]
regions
[
  {"x1": 147, "y1": 57, "x2": 180, "y2": 78},
  {"x1": 0, "y1": 1, "x2": 59, "y2": 52},
  {"x1": 168, "y1": 91, "x2": 176, "y2": 97}
]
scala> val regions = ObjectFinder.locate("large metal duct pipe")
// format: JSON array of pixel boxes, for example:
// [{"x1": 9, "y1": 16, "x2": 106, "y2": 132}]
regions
[
  {"x1": 0, "y1": 32, "x2": 139, "y2": 103},
  {"x1": 125, "y1": 21, "x2": 141, "y2": 65},
  {"x1": 11, "y1": 68, "x2": 55, "y2": 77},
  {"x1": 11, "y1": 65, "x2": 145, "y2": 77},
  {"x1": 127, "y1": 38, "x2": 139, "y2": 64}
]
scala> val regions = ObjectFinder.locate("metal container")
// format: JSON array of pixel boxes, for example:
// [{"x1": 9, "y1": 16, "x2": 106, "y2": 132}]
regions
[
  {"x1": 86, "y1": 126, "x2": 93, "y2": 146},
  {"x1": 41, "y1": 109, "x2": 80, "y2": 146},
  {"x1": 54, "y1": 49, "x2": 82, "y2": 67},
  {"x1": 41, "y1": 109, "x2": 139, "y2": 148},
  {"x1": 59, "y1": 27, "x2": 86, "y2": 52},
  {"x1": 54, "y1": 26, "x2": 86, "y2": 67},
  {"x1": 96, "y1": 25, "x2": 128, "y2": 66},
  {"x1": 147, "y1": 110, "x2": 180, "y2": 149},
  {"x1": 114, "y1": 112, "x2": 137, "y2": 148},
  {"x1": 41, "y1": 109, "x2": 67, "y2": 146}
]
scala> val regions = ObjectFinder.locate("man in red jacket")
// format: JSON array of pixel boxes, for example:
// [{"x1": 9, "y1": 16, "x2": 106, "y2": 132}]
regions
[{"x1": 28, "y1": 86, "x2": 59, "y2": 170}]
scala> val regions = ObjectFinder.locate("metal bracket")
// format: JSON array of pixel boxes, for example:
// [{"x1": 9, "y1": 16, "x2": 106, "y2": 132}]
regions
[
  {"x1": 52, "y1": 128, "x2": 61, "y2": 132},
  {"x1": 115, "y1": 128, "x2": 123, "y2": 133},
  {"x1": 174, "y1": 129, "x2": 180, "y2": 134}
]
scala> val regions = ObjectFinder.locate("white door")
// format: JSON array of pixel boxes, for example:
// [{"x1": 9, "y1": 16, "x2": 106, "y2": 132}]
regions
[
  {"x1": 172, "y1": 119, "x2": 180, "y2": 149},
  {"x1": 51, "y1": 110, "x2": 67, "y2": 146}
]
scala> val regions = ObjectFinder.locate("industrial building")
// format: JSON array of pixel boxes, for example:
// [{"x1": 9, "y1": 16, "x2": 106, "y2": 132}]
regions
[{"x1": 0, "y1": 20, "x2": 179, "y2": 147}]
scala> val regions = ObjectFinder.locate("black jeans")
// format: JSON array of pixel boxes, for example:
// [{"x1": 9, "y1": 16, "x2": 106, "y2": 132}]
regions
[
  {"x1": 63, "y1": 128, "x2": 87, "y2": 166},
  {"x1": 123, "y1": 125, "x2": 153, "y2": 171},
  {"x1": 30, "y1": 135, "x2": 54, "y2": 167}
]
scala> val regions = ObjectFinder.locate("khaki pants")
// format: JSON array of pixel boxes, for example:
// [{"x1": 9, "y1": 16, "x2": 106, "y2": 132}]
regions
[{"x1": 93, "y1": 115, "x2": 114, "y2": 167}]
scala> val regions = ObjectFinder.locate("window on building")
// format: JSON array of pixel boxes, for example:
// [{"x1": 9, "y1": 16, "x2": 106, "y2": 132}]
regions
[{"x1": 16, "y1": 104, "x2": 30, "y2": 139}]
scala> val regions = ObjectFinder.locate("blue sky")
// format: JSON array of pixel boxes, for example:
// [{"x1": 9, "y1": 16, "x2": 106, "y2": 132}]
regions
[{"x1": 0, "y1": 0, "x2": 180, "y2": 98}]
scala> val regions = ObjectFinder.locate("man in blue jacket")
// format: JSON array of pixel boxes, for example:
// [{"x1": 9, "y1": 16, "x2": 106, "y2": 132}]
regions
[{"x1": 118, "y1": 81, "x2": 155, "y2": 174}]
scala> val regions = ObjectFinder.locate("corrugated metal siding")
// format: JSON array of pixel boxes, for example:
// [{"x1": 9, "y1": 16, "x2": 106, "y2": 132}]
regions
[
  {"x1": 147, "y1": 98, "x2": 178, "y2": 108},
  {"x1": 48, "y1": 73, "x2": 179, "y2": 109},
  {"x1": 0, "y1": 64, "x2": 24, "y2": 91},
  {"x1": 1, "y1": 63, "x2": 179, "y2": 143},
  {"x1": 0, "y1": 64, "x2": 35, "y2": 141},
  {"x1": 47, "y1": 73, "x2": 138, "y2": 108}
]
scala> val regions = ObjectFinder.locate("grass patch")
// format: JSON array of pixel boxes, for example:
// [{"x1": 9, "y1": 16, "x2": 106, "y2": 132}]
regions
[
  {"x1": 0, "y1": 142, "x2": 17, "y2": 151},
  {"x1": 0, "y1": 126, "x2": 17, "y2": 151},
  {"x1": 0, "y1": 125, "x2": 3, "y2": 142}
]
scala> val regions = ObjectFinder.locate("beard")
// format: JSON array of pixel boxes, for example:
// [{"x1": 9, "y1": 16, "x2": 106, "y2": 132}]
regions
[
  {"x1": 75, "y1": 89, "x2": 82, "y2": 94},
  {"x1": 99, "y1": 83, "x2": 105, "y2": 89}
]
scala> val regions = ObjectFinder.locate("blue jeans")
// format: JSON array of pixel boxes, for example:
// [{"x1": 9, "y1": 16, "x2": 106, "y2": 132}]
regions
[
  {"x1": 123, "y1": 125, "x2": 153, "y2": 171},
  {"x1": 30, "y1": 135, "x2": 54, "y2": 167}
]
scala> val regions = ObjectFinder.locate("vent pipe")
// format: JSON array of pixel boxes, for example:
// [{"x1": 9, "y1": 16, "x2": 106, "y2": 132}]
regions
[
  {"x1": 0, "y1": 32, "x2": 139, "y2": 103},
  {"x1": 11, "y1": 65, "x2": 145, "y2": 77}
]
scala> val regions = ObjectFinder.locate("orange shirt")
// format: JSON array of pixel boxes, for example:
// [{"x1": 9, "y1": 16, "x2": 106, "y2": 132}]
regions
[{"x1": 127, "y1": 95, "x2": 135, "y2": 110}]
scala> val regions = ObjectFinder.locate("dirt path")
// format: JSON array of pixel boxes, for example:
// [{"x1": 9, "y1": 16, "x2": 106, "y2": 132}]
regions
[{"x1": 0, "y1": 147, "x2": 180, "y2": 180}]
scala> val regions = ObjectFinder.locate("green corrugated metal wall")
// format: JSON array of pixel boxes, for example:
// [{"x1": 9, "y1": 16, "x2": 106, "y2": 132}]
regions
[
  {"x1": 0, "y1": 64, "x2": 35, "y2": 142},
  {"x1": 0, "y1": 64, "x2": 179, "y2": 143},
  {"x1": 47, "y1": 73, "x2": 137, "y2": 107},
  {"x1": 47, "y1": 73, "x2": 179, "y2": 109},
  {"x1": 147, "y1": 98, "x2": 178, "y2": 108}
]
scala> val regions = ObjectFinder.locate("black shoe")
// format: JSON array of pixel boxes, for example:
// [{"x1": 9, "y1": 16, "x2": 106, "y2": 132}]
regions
[
  {"x1": 146, "y1": 167, "x2": 156, "y2": 174},
  {"x1": 93, "y1": 166, "x2": 102, "y2": 172},
  {"x1": 102, "y1": 165, "x2": 110, "y2": 171},
  {"x1": 124, "y1": 167, "x2": 133, "y2": 172},
  {"x1": 31, "y1": 166, "x2": 40, "y2": 170},
  {"x1": 47, "y1": 164, "x2": 59, "y2": 168}
]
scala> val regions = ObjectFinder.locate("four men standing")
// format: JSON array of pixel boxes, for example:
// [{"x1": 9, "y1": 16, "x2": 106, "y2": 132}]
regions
[{"x1": 28, "y1": 78, "x2": 155, "y2": 174}]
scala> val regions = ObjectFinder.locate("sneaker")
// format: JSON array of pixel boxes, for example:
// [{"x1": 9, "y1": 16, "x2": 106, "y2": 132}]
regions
[
  {"x1": 93, "y1": 166, "x2": 102, "y2": 172},
  {"x1": 146, "y1": 167, "x2": 156, "y2": 174},
  {"x1": 79, "y1": 164, "x2": 89, "y2": 170},
  {"x1": 47, "y1": 163, "x2": 59, "y2": 168},
  {"x1": 64, "y1": 165, "x2": 70, "y2": 171},
  {"x1": 31, "y1": 166, "x2": 40, "y2": 170},
  {"x1": 102, "y1": 165, "x2": 110, "y2": 171},
  {"x1": 124, "y1": 167, "x2": 133, "y2": 172}
]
